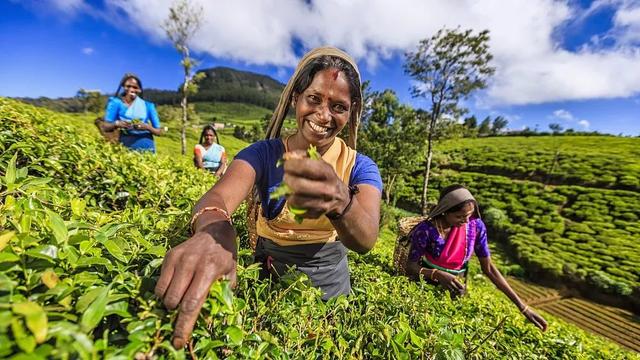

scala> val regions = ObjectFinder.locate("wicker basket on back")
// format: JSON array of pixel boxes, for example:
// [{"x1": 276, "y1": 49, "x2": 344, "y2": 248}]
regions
[
  {"x1": 392, "y1": 216, "x2": 427, "y2": 275},
  {"x1": 94, "y1": 118, "x2": 120, "y2": 144}
]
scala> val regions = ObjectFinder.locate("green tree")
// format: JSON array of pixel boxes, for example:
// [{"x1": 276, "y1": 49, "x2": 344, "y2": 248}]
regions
[
  {"x1": 463, "y1": 115, "x2": 477, "y2": 129},
  {"x1": 404, "y1": 28, "x2": 495, "y2": 214},
  {"x1": 163, "y1": 0, "x2": 205, "y2": 155},
  {"x1": 462, "y1": 115, "x2": 478, "y2": 137},
  {"x1": 359, "y1": 89, "x2": 426, "y2": 205},
  {"x1": 478, "y1": 116, "x2": 491, "y2": 136},
  {"x1": 491, "y1": 116, "x2": 509, "y2": 135},
  {"x1": 76, "y1": 89, "x2": 104, "y2": 114},
  {"x1": 549, "y1": 123, "x2": 563, "y2": 134}
]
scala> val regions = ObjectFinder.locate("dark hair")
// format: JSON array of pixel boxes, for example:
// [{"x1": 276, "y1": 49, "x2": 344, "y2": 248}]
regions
[
  {"x1": 437, "y1": 184, "x2": 479, "y2": 217},
  {"x1": 199, "y1": 124, "x2": 220, "y2": 146},
  {"x1": 291, "y1": 55, "x2": 361, "y2": 108},
  {"x1": 114, "y1": 73, "x2": 144, "y2": 98}
]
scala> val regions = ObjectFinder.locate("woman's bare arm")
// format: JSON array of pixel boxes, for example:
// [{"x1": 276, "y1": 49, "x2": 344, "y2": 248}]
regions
[
  {"x1": 479, "y1": 256, "x2": 548, "y2": 331},
  {"x1": 154, "y1": 160, "x2": 256, "y2": 349}
]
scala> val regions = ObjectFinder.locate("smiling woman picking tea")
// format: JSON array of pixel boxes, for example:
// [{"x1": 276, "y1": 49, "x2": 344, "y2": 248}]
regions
[{"x1": 154, "y1": 47, "x2": 382, "y2": 348}]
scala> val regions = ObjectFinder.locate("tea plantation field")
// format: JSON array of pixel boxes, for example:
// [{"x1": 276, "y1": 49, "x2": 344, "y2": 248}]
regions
[
  {"x1": 1, "y1": 98, "x2": 638, "y2": 358},
  {"x1": 438, "y1": 136, "x2": 640, "y2": 191}
]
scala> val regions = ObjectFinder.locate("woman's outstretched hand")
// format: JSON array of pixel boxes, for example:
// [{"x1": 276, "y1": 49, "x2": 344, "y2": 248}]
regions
[
  {"x1": 154, "y1": 223, "x2": 237, "y2": 349},
  {"x1": 282, "y1": 156, "x2": 350, "y2": 219},
  {"x1": 434, "y1": 270, "x2": 466, "y2": 298},
  {"x1": 523, "y1": 307, "x2": 548, "y2": 332}
]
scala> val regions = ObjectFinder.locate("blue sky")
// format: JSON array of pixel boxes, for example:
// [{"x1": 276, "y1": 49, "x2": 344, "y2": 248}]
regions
[{"x1": 1, "y1": 0, "x2": 639, "y2": 135}]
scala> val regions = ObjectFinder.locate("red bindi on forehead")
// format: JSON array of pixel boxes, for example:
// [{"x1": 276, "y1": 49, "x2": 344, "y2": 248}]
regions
[{"x1": 330, "y1": 69, "x2": 340, "y2": 80}]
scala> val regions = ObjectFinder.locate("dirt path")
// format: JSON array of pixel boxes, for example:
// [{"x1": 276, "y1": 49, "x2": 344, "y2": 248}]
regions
[{"x1": 509, "y1": 277, "x2": 640, "y2": 353}]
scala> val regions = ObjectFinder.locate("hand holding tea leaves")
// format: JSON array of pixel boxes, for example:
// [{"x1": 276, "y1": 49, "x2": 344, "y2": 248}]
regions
[
  {"x1": 270, "y1": 146, "x2": 321, "y2": 223},
  {"x1": 130, "y1": 118, "x2": 150, "y2": 130},
  {"x1": 271, "y1": 145, "x2": 352, "y2": 222},
  {"x1": 115, "y1": 119, "x2": 133, "y2": 129}
]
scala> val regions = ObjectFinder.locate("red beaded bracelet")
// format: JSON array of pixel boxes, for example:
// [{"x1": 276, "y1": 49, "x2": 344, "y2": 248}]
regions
[{"x1": 190, "y1": 206, "x2": 232, "y2": 233}]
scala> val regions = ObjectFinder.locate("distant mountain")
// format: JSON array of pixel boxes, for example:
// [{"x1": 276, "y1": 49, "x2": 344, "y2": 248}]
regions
[
  {"x1": 16, "y1": 66, "x2": 286, "y2": 112},
  {"x1": 145, "y1": 66, "x2": 285, "y2": 109}
]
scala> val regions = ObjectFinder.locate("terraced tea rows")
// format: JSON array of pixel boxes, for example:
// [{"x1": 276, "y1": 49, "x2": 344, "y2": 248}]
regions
[
  {"x1": 438, "y1": 136, "x2": 640, "y2": 191},
  {"x1": 540, "y1": 299, "x2": 640, "y2": 353},
  {"x1": 509, "y1": 277, "x2": 640, "y2": 352}
]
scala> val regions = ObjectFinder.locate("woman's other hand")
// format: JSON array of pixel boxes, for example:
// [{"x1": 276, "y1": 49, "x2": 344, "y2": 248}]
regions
[
  {"x1": 133, "y1": 122, "x2": 152, "y2": 131},
  {"x1": 115, "y1": 120, "x2": 132, "y2": 129},
  {"x1": 434, "y1": 270, "x2": 466, "y2": 297},
  {"x1": 154, "y1": 222, "x2": 237, "y2": 349},
  {"x1": 283, "y1": 156, "x2": 350, "y2": 219},
  {"x1": 523, "y1": 307, "x2": 548, "y2": 332}
]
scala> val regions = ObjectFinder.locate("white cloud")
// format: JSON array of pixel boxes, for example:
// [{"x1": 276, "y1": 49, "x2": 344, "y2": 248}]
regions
[
  {"x1": 81, "y1": 47, "x2": 94, "y2": 55},
  {"x1": 551, "y1": 109, "x2": 591, "y2": 129},
  {"x1": 612, "y1": 1, "x2": 640, "y2": 45},
  {"x1": 40, "y1": 0, "x2": 640, "y2": 106},
  {"x1": 51, "y1": 0, "x2": 88, "y2": 14},
  {"x1": 552, "y1": 109, "x2": 574, "y2": 121}
]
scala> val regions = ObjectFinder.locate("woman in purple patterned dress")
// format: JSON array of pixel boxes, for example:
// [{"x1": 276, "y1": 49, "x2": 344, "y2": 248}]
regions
[{"x1": 406, "y1": 185, "x2": 547, "y2": 331}]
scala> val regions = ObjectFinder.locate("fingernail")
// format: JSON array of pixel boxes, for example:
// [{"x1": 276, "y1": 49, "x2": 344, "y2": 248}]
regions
[{"x1": 172, "y1": 337, "x2": 184, "y2": 349}]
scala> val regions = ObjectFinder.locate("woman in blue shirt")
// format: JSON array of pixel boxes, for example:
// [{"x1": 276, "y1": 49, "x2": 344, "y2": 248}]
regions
[
  {"x1": 154, "y1": 47, "x2": 383, "y2": 348},
  {"x1": 102, "y1": 73, "x2": 163, "y2": 152},
  {"x1": 194, "y1": 124, "x2": 227, "y2": 176}
]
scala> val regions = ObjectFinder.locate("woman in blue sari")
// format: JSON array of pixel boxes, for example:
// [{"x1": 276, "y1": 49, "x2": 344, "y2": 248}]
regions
[
  {"x1": 102, "y1": 73, "x2": 164, "y2": 152},
  {"x1": 194, "y1": 124, "x2": 227, "y2": 176}
]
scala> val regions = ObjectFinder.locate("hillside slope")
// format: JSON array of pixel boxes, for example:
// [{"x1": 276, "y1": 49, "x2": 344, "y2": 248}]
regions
[{"x1": 144, "y1": 66, "x2": 285, "y2": 109}]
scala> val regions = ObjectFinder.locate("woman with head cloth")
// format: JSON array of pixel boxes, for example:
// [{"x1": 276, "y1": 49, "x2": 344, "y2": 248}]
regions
[
  {"x1": 406, "y1": 184, "x2": 548, "y2": 332},
  {"x1": 102, "y1": 73, "x2": 164, "y2": 152},
  {"x1": 194, "y1": 124, "x2": 227, "y2": 176},
  {"x1": 155, "y1": 47, "x2": 383, "y2": 348}
]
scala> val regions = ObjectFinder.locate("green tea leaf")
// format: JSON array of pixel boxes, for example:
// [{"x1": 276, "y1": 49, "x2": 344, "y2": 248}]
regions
[
  {"x1": 307, "y1": 145, "x2": 320, "y2": 160},
  {"x1": 76, "y1": 286, "x2": 107, "y2": 313},
  {"x1": 70, "y1": 198, "x2": 86, "y2": 217},
  {"x1": 269, "y1": 183, "x2": 292, "y2": 200},
  {"x1": 81, "y1": 285, "x2": 110, "y2": 332},
  {"x1": 76, "y1": 256, "x2": 112, "y2": 268},
  {"x1": 105, "y1": 301, "x2": 131, "y2": 318},
  {"x1": 46, "y1": 210, "x2": 68, "y2": 244},
  {"x1": 103, "y1": 239, "x2": 127, "y2": 263},
  {"x1": 289, "y1": 206, "x2": 307, "y2": 215},
  {"x1": 11, "y1": 318, "x2": 36, "y2": 353},
  {"x1": 224, "y1": 325, "x2": 244, "y2": 345},
  {"x1": 20, "y1": 214, "x2": 32, "y2": 234},
  {"x1": 0, "y1": 311, "x2": 12, "y2": 329},
  {"x1": 0, "y1": 253, "x2": 19, "y2": 263},
  {"x1": 5, "y1": 154, "x2": 17, "y2": 185},
  {"x1": 12, "y1": 302, "x2": 47, "y2": 343},
  {"x1": 41, "y1": 269, "x2": 59, "y2": 289},
  {"x1": 0, "y1": 231, "x2": 15, "y2": 251}
]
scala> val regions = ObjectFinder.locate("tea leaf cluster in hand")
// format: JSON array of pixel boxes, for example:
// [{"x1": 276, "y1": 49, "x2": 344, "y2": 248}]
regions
[{"x1": 270, "y1": 145, "x2": 321, "y2": 223}]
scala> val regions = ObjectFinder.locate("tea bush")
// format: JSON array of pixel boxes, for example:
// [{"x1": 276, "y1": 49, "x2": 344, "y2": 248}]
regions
[{"x1": 0, "y1": 98, "x2": 637, "y2": 359}]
